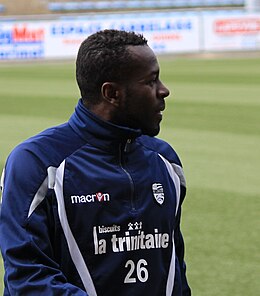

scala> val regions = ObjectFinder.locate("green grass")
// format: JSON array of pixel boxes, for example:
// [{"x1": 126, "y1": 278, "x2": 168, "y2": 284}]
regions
[{"x1": 0, "y1": 55, "x2": 260, "y2": 295}]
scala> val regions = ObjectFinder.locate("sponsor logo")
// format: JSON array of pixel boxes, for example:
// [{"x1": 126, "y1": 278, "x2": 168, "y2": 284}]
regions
[
  {"x1": 128, "y1": 222, "x2": 142, "y2": 231},
  {"x1": 93, "y1": 221, "x2": 170, "y2": 255},
  {"x1": 152, "y1": 183, "x2": 164, "y2": 205},
  {"x1": 71, "y1": 192, "x2": 110, "y2": 204},
  {"x1": 98, "y1": 224, "x2": 120, "y2": 234},
  {"x1": 0, "y1": 25, "x2": 45, "y2": 59},
  {"x1": 214, "y1": 18, "x2": 260, "y2": 35},
  {"x1": 0, "y1": 25, "x2": 44, "y2": 45}
]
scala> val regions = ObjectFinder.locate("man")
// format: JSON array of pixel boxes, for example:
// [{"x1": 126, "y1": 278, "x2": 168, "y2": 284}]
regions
[{"x1": 0, "y1": 29, "x2": 191, "y2": 295}]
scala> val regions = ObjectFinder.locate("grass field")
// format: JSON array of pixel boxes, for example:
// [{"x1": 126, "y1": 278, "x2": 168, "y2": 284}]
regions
[{"x1": 0, "y1": 54, "x2": 260, "y2": 295}]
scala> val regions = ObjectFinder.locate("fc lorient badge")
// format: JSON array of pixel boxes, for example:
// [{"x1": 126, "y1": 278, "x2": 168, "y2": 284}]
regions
[{"x1": 152, "y1": 183, "x2": 164, "y2": 205}]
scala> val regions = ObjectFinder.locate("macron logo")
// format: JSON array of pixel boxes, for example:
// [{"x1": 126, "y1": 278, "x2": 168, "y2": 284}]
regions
[{"x1": 71, "y1": 192, "x2": 110, "y2": 204}]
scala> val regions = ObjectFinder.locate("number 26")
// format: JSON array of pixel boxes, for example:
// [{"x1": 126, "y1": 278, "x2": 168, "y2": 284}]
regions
[{"x1": 124, "y1": 259, "x2": 149, "y2": 283}]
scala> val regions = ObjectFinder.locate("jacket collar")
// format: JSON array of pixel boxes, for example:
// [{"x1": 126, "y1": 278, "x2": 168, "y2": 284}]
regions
[{"x1": 68, "y1": 99, "x2": 142, "y2": 152}]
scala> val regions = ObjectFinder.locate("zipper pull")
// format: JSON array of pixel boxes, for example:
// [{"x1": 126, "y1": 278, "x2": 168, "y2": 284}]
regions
[{"x1": 124, "y1": 139, "x2": 132, "y2": 153}]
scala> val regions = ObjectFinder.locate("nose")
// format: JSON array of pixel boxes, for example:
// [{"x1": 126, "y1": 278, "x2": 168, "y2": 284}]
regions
[{"x1": 158, "y1": 80, "x2": 170, "y2": 99}]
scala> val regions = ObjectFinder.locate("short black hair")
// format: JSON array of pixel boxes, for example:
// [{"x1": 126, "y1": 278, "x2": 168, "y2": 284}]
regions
[{"x1": 76, "y1": 29, "x2": 148, "y2": 104}]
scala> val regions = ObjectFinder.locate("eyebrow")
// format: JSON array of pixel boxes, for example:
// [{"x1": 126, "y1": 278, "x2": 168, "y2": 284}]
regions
[
  {"x1": 149, "y1": 69, "x2": 160, "y2": 77},
  {"x1": 137, "y1": 70, "x2": 159, "y2": 84}
]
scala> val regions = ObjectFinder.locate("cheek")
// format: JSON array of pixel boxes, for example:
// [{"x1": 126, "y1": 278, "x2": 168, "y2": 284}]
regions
[
  {"x1": 133, "y1": 97, "x2": 151, "y2": 118},
  {"x1": 124, "y1": 88, "x2": 155, "y2": 120}
]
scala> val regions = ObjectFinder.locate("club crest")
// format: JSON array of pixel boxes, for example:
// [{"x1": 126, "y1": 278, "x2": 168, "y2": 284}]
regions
[{"x1": 152, "y1": 183, "x2": 164, "y2": 205}]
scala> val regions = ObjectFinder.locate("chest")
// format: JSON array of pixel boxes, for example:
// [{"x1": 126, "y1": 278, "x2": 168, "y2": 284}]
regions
[{"x1": 54, "y1": 146, "x2": 179, "y2": 256}]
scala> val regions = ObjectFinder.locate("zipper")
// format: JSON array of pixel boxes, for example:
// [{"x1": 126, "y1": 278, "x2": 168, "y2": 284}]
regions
[{"x1": 119, "y1": 141, "x2": 135, "y2": 211}]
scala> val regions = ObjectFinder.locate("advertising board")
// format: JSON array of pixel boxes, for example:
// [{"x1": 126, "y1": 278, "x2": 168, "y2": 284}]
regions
[
  {"x1": 0, "y1": 22, "x2": 46, "y2": 59},
  {"x1": 203, "y1": 12, "x2": 260, "y2": 51},
  {"x1": 0, "y1": 12, "x2": 200, "y2": 60},
  {"x1": 1, "y1": 11, "x2": 260, "y2": 60},
  {"x1": 47, "y1": 13, "x2": 200, "y2": 57}
]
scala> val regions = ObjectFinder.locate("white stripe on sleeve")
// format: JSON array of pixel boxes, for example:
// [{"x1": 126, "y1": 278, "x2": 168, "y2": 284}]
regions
[
  {"x1": 158, "y1": 154, "x2": 182, "y2": 296},
  {"x1": 54, "y1": 160, "x2": 97, "y2": 296},
  {"x1": 158, "y1": 154, "x2": 181, "y2": 216}
]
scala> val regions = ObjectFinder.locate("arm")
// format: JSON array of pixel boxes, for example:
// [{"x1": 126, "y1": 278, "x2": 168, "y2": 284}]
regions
[{"x1": 0, "y1": 148, "x2": 87, "y2": 296}]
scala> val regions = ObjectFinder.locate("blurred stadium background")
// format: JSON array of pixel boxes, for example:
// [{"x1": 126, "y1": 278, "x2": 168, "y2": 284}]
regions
[
  {"x1": 0, "y1": 1, "x2": 260, "y2": 295},
  {"x1": 0, "y1": 0, "x2": 255, "y2": 16}
]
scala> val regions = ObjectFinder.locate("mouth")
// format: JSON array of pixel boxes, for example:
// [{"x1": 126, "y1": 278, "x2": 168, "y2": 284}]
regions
[
  {"x1": 154, "y1": 102, "x2": 165, "y2": 122},
  {"x1": 157, "y1": 105, "x2": 165, "y2": 117},
  {"x1": 158, "y1": 103, "x2": 165, "y2": 113},
  {"x1": 156, "y1": 110, "x2": 163, "y2": 121}
]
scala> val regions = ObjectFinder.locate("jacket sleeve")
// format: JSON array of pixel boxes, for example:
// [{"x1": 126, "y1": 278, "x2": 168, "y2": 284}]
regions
[
  {"x1": 174, "y1": 184, "x2": 191, "y2": 296},
  {"x1": 0, "y1": 147, "x2": 88, "y2": 296}
]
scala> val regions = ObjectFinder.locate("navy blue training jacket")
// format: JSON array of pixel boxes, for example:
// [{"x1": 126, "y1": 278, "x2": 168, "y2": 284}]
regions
[{"x1": 0, "y1": 99, "x2": 191, "y2": 295}]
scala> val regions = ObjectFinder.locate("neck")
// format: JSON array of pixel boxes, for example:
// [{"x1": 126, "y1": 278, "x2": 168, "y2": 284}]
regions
[{"x1": 83, "y1": 100, "x2": 116, "y2": 123}]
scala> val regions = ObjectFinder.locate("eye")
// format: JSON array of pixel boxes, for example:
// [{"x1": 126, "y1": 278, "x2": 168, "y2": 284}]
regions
[{"x1": 147, "y1": 77, "x2": 157, "y2": 87}]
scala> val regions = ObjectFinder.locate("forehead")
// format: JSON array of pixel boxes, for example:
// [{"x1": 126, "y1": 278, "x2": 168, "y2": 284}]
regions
[{"x1": 126, "y1": 45, "x2": 159, "y2": 75}]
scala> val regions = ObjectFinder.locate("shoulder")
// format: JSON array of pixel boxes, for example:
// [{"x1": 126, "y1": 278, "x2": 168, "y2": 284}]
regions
[
  {"x1": 6, "y1": 122, "x2": 85, "y2": 175},
  {"x1": 136, "y1": 135, "x2": 182, "y2": 167}
]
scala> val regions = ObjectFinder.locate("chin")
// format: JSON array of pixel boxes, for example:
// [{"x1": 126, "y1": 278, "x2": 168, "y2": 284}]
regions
[{"x1": 142, "y1": 127, "x2": 160, "y2": 137}]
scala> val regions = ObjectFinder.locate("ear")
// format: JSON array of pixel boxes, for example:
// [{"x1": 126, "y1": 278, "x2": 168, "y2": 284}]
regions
[{"x1": 101, "y1": 82, "x2": 122, "y2": 108}]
